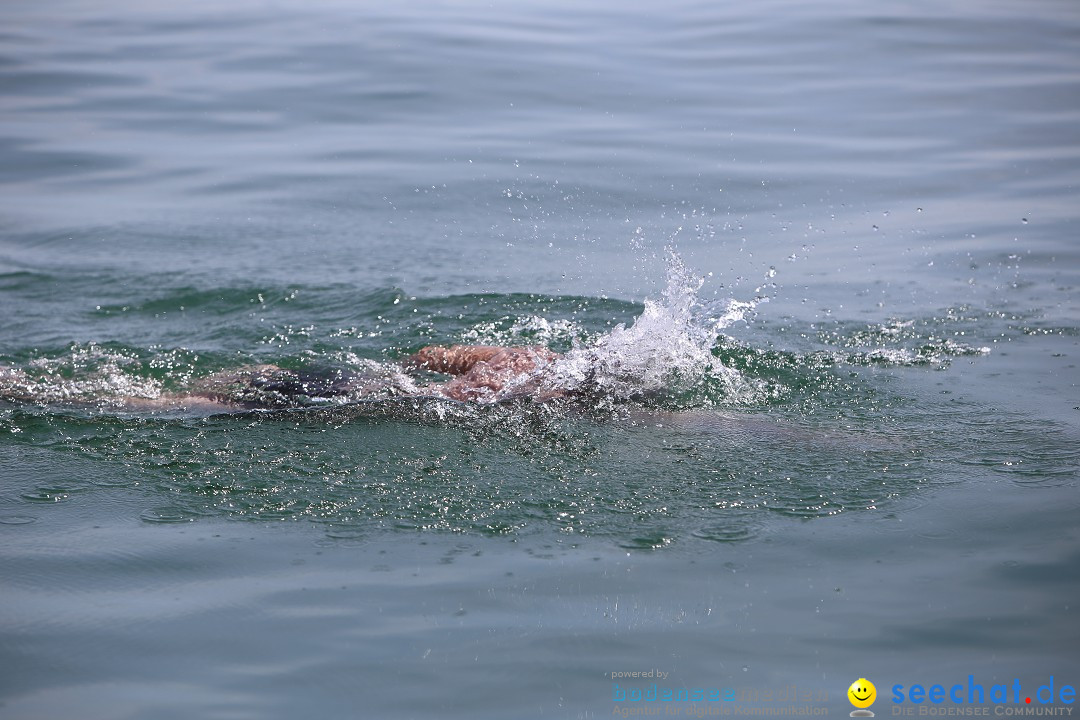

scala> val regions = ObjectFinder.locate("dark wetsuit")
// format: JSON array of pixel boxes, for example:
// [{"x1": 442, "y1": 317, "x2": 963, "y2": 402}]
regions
[{"x1": 193, "y1": 365, "x2": 403, "y2": 408}]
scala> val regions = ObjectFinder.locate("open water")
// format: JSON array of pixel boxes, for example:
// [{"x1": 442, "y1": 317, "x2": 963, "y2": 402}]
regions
[{"x1": 1, "y1": 0, "x2": 1078, "y2": 718}]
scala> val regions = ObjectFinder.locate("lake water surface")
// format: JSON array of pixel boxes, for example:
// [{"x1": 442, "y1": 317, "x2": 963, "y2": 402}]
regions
[{"x1": 1, "y1": 0, "x2": 1078, "y2": 717}]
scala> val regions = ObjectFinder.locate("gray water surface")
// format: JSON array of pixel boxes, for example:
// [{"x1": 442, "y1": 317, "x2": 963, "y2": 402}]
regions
[{"x1": 1, "y1": 0, "x2": 1078, "y2": 717}]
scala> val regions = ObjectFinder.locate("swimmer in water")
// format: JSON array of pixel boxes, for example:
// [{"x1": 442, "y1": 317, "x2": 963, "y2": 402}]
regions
[
  {"x1": 0, "y1": 344, "x2": 565, "y2": 413},
  {"x1": 408, "y1": 344, "x2": 562, "y2": 402}
]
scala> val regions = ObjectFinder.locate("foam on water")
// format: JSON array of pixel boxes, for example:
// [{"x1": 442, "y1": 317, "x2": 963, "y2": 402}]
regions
[{"x1": 1, "y1": 344, "x2": 165, "y2": 408}]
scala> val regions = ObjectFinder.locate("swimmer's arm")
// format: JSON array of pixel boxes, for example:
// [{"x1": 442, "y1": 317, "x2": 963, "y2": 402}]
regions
[
  {"x1": 406, "y1": 345, "x2": 509, "y2": 375},
  {"x1": 407, "y1": 345, "x2": 559, "y2": 376}
]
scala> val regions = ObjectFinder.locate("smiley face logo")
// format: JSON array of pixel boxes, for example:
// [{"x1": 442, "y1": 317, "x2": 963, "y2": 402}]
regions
[{"x1": 848, "y1": 678, "x2": 876, "y2": 712}]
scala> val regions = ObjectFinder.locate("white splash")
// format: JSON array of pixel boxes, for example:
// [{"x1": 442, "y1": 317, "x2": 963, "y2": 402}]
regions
[{"x1": 527, "y1": 251, "x2": 758, "y2": 403}]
